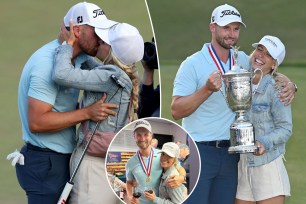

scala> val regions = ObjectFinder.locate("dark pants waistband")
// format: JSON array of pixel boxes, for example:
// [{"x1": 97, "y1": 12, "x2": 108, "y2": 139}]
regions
[
  {"x1": 26, "y1": 143, "x2": 60, "y2": 154},
  {"x1": 196, "y1": 140, "x2": 230, "y2": 148}
]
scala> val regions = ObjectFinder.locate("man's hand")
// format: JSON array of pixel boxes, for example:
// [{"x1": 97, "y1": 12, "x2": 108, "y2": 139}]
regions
[
  {"x1": 277, "y1": 82, "x2": 296, "y2": 106},
  {"x1": 206, "y1": 71, "x2": 222, "y2": 92},
  {"x1": 129, "y1": 196, "x2": 140, "y2": 204},
  {"x1": 274, "y1": 73, "x2": 296, "y2": 105},
  {"x1": 85, "y1": 94, "x2": 118, "y2": 121},
  {"x1": 166, "y1": 175, "x2": 184, "y2": 188}
]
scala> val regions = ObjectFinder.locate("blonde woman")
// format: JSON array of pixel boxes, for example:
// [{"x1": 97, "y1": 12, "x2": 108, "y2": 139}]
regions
[
  {"x1": 236, "y1": 35, "x2": 292, "y2": 204},
  {"x1": 53, "y1": 22, "x2": 144, "y2": 203},
  {"x1": 144, "y1": 142, "x2": 188, "y2": 204}
]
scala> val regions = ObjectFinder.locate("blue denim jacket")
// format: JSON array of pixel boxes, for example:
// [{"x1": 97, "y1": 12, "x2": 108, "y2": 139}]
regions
[
  {"x1": 245, "y1": 74, "x2": 292, "y2": 167},
  {"x1": 53, "y1": 45, "x2": 132, "y2": 145}
]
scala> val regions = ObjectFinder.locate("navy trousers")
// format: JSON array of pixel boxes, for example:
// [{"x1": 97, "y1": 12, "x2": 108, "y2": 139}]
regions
[
  {"x1": 16, "y1": 145, "x2": 71, "y2": 204},
  {"x1": 185, "y1": 143, "x2": 240, "y2": 204}
]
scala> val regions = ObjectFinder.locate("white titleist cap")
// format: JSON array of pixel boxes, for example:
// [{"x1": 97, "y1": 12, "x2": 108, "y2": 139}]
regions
[
  {"x1": 211, "y1": 4, "x2": 246, "y2": 27},
  {"x1": 252, "y1": 35, "x2": 286, "y2": 66},
  {"x1": 64, "y1": 2, "x2": 118, "y2": 29},
  {"x1": 95, "y1": 23, "x2": 144, "y2": 65},
  {"x1": 159, "y1": 142, "x2": 180, "y2": 158},
  {"x1": 134, "y1": 119, "x2": 152, "y2": 133}
]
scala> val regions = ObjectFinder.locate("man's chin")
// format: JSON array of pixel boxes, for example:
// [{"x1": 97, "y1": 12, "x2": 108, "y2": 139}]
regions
[{"x1": 138, "y1": 144, "x2": 149, "y2": 150}]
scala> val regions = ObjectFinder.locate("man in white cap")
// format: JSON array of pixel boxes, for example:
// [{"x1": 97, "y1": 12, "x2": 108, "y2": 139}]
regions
[
  {"x1": 14, "y1": 2, "x2": 118, "y2": 204},
  {"x1": 53, "y1": 21, "x2": 145, "y2": 204},
  {"x1": 172, "y1": 4, "x2": 297, "y2": 204},
  {"x1": 125, "y1": 119, "x2": 186, "y2": 204}
]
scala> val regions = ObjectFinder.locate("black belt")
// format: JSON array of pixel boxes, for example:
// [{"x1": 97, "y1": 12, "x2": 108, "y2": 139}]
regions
[
  {"x1": 26, "y1": 143, "x2": 57, "y2": 153},
  {"x1": 197, "y1": 140, "x2": 230, "y2": 148}
]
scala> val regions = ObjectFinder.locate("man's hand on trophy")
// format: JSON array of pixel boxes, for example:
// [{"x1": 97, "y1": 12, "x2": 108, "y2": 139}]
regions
[
  {"x1": 206, "y1": 71, "x2": 222, "y2": 92},
  {"x1": 254, "y1": 141, "x2": 266, "y2": 156}
]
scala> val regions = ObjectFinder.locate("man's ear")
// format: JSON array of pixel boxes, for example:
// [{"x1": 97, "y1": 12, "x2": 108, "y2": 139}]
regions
[
  {"x1": 209, "y1": 23, "x2": 215, "y2": 32},
  {"x1": 73, "y1": 25, "x2": 80, "y2": 38}
]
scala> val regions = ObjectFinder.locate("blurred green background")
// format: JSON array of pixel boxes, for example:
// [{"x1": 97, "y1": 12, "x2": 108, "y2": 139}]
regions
[
  {"x1": 0, "y1": 1, "x2": 154, "y2": 203},
  {"x1": 148, "y1": 0, "x2": 306, "y2": 203}
]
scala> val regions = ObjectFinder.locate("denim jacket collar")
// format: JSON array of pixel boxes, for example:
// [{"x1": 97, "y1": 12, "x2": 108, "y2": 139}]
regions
[{"x1": 253, "y1": 74, "x2": 273, "y2": 94}]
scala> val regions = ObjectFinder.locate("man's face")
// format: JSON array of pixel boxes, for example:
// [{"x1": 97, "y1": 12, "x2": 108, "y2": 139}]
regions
[
  {"x1": 134, "y1": 127, "x2": 153, "y2": 150},
  {"x1": 96, "y1": 40, "x2": 111, "y2": 62},
  {"x1": 213, "y1": 22, "x2": 241, "y2": 49},
  {"x1": 78, "y1": 25, "x2": 100, "y2": 56}
]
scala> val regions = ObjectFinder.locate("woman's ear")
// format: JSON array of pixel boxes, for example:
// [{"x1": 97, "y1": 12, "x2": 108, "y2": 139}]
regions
[{"x1": 272, "y1": 62, "x2": 277, "y2": 70}]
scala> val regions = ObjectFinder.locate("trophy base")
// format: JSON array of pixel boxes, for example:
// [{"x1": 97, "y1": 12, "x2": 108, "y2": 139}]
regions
[{"x1": 228, "y1": 145, "x2": 258, "y2": 154}]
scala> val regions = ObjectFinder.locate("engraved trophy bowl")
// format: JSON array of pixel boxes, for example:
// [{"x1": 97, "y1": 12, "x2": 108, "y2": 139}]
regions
[{"x1": 222, "y1": 46, "x2": 258, "y2": 154}]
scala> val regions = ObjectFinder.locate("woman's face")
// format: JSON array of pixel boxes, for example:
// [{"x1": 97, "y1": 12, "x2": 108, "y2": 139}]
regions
[
  {"x1": 160, "y1": 152, "x2": 176, "y2": 170},
  {"x1": 250, "y1": 44, "x2": 276, "y2": 75},
  {"x1": 96, "y1": 39, "x2": 111, "y2": 62}
]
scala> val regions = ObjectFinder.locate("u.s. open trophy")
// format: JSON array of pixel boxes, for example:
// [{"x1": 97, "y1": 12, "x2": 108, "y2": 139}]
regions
[{"x1": 222, "y1": 46, "x2": 260, "y2": 154}]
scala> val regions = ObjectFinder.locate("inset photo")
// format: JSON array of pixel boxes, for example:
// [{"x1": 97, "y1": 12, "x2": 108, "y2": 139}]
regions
[{"x1": 106, "y1": 117, "x2": 200, "y2": 204}]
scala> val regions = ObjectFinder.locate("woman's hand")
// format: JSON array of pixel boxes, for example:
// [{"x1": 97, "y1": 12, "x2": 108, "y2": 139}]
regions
[
  {"x1": 59, "y1": 21, "x2": 76, "y2": 46},
  {"x1": 66, "y1": 21, "x2": 76, "y2": 46},
  {"x1": 254, "y1": 141, "x2": 266, "y2": 156}
]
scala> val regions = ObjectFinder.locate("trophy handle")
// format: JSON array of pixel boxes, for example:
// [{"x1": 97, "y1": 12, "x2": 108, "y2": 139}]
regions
[
  {"x1": 252, "y1": 68, "x2": 263, "y2": 94},
  {"x1": 217, "y1": 72, "x2": 229, "y2": 104}
]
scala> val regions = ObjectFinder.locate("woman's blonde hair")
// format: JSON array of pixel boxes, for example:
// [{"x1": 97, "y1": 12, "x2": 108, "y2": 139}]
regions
[
  {"x1": 104, "y1": 49, "x2": 139, "y2": 121},
  {"x1": 173, "y1": 158, "x2": 181, "y2": 171}
]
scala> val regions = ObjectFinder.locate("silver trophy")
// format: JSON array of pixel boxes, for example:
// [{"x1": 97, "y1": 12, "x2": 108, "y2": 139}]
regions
[{"x1": 221, "y1": 46, "x2": 262, "y2": 154}]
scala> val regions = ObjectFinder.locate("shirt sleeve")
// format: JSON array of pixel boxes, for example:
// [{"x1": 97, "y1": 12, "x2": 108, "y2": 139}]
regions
[
  {"x1": 52, "y1": 44, "x2": 121, "y2": 92},
  {"x1": 125, "y1": 159, "x2": 135, "y2": 181},
  {"x1": 173, "y1": 58, "x2": 198, "y2": 97},
  {"x1": 238, "y1": 51, "x2": 251, "y2": 71},
  {"x1": 28, "y1": 61, "x2": 57, "y2": 105}
]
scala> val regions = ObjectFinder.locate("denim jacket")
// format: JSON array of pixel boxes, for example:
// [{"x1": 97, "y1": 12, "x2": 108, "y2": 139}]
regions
[
  {"x1": 53, "y1": 45, "x2": 132, "y2": 145},
  {"x1": 245, "y1": 74, "x2": 292, "y2": 167},
  {"x1": 154, "y1": 165, "x2": 187, "y2": 204}
]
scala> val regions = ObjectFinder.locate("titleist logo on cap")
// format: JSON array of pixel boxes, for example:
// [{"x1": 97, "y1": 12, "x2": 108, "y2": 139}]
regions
[
  {"x1": 264, "y1": 38, "x2": 277, "y2": 47},
  {"x1": 220, "y1": 10, "x2": 241, "y2": 18},
  {"x1": 93, "y1": 9, "x2": 105, "y2": 18}
]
